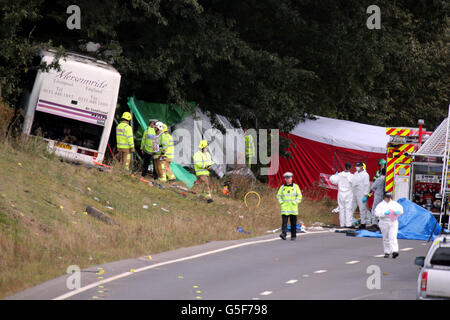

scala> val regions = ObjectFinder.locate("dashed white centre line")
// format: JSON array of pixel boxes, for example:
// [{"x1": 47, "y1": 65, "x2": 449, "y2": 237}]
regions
[
  {"x1": 286, "y1": 279, "x2": 298, "y2": 284},
  {"x1": 313, "y1": 270, "x2": 327, "y2": 274},
  {"x1": 345, "y1": 260, "x2": 360, "y2": 265},
  {"x1": 260, "y1": 291, "x2": 272, "y2": 296},
  {"x1": 400, "y1": 247, "x2": 413, "y2": 251},
  {"x1": 374, "y1": 254, "x2": 385, "y2": 258}
]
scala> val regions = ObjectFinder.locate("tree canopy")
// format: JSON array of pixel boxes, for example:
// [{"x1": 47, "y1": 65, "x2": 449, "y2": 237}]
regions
[{"x1": 0, "y1": 0, "x2": 448, "y2": 130}]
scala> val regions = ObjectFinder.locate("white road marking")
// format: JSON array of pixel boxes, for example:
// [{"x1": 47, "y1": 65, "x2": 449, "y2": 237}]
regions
[
  {"x1": 53, "y1": 231, "x2": 331, "y2": 300},
  {"x1": 374, "y1": 254, "x2": 385, "y2": 258},
  {"x1": 313, "y1": 270, "x2": 327, "y2": 274},
  {"x1": 260, "y1": 291, "x2": 272, "y2": 296},
  {"x1": 252, "y1": 297, "x2": 260, "y2": 300},
  {"x1": 400, "y1": 247, "x2": 413, "y2": 251},
  {"x1": 302, "y1": 274, "x2": 309, "y2": 278},
  {"x1": 286, "y1": 279, "x2": 298, "y2": 284},
  {"x1": 345, "y1": 260, "x2": 360, "y2": 264}
]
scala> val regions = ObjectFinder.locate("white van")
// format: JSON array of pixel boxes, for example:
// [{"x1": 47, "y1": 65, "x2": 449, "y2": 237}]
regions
[{"x1": 23, "y1": 49, "x2": 121, "y2": 166}]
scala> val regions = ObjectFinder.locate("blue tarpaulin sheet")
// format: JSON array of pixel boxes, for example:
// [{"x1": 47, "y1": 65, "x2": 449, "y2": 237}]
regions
[
  {"x1": 287, "y1": 224, "x2": 303, "y2": 231},
  {"x1": 355, "y1": 198, "x2": 441, "y2": 241}
]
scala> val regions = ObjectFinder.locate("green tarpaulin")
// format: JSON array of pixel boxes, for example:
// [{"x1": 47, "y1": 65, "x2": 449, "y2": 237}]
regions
[
  {"x1": 127, "y1": 97, "x2": 195, "y2": 131},
  {"x1": 126, "y1": 97, "x2": 197, "y2": 189},
  {"x1": 170, "y1": 162, "x2": 197, "y2": 189}
]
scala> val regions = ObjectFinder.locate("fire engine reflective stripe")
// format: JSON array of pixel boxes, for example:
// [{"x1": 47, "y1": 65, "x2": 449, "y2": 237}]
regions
[
  {"x1": 394, "y1": 164, "x2": 411, "y2": 176},
  {"x1": 386, "y1": 128, "x2": 411, "y2": 136},
  {"x1": 385, "y1": 144, "x2": 415, "y2": 192}
]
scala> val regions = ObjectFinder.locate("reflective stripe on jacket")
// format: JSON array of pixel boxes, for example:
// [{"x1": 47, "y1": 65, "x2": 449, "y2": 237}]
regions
[
  {"x1": 245, "y1": 135, "x2": 255, "y2": 158},
  {"x1": 159, "y1": 132, "x2": 174, "y2": 160},
  {"x1": 141, "y1": 127, "x2": 156, "y2": 154},
  {"x1": 193, "y1": 151, "x2": 214, "y2": 176},
  {"x1": 277, "y1": 183, "x2": 302, "y2": 215},
  {"x1": 116, "y1": 122, "x2": 134, "y2": 149}
]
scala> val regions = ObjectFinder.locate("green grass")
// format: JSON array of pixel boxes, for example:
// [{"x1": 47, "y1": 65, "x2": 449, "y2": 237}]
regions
[{"x1": 0, "y1": 130, "x2": 336, "y2": 299}]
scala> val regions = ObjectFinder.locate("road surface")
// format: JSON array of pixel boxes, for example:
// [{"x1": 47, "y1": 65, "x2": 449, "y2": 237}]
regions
[{"x1": 7, "y1": 230, "x2": 429, "y2": 300}]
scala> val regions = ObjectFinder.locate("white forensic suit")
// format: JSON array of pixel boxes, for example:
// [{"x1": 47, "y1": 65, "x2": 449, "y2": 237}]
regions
[
  {"x1": 374, "y1": 199, "x2": 404, "y2": 254},
  {"x1": 370, "y1": 174, "x2": 386, "y2": 225},
  {"x1": 352, "y1": 169, "x2": 371, "y2": 225},
  {"x1": 330, "y1": 171, "x2": 354, "y2": 227}
]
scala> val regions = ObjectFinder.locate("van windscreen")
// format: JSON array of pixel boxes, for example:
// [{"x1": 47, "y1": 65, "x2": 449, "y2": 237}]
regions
[{"x1": 31, "y1": 111, "x2": 103, "y2": 150}]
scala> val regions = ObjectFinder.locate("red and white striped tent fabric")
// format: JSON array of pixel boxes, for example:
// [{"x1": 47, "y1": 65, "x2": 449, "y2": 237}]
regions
[{"x1": 268, "y1": 116, "x2": 390, "y2": 199}]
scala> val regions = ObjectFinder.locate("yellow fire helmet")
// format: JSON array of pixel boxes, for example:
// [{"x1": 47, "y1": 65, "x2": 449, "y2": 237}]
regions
[
  {"x1": 121, "y1": 112, "x2": 132, "y2": 121},
  {"x1": 162, "y1": 123, "x2": 168, "y2": 132},
  {"x1": 199, "y1": 140, "x2": 208, "y2": 149}
]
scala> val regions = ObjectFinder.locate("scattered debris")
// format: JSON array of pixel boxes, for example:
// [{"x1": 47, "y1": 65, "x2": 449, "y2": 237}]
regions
[
  {"x1": 85, "y1": 206, "x2": 118, "y2": 225},
  {"x1": 237, "y1": 227, "x2": 251, "y2": 234},
  {"x1": 94, "y1": 197, "x2": 100, "y2": 201},
  {"x1": 142, "y1": 205, "x2": 149, "y2": 209},
  {"x1": 105, "y1": 206, "x2": 114, "y2": 210},
  {"x1": 161, "y1": 208, "x2": 169, "y2": 213}
]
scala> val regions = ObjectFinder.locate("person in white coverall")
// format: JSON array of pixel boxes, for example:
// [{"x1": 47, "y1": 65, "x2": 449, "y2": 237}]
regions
[
  {"x1": 329, "y1": 163, "x2": 354, "y2": 228},
  {"x1": 352, "y1": 162, "x2": 371, "y2": 229},
  {"x1": 374, "y1": 192, "x2": 404, "y2": 259}
]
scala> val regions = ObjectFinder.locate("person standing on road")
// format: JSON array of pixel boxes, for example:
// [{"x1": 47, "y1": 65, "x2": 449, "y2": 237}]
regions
[
  {"x1": 330, "y1": 163, "x2": 354, "y2": 228},
  {"x1": 374, "y1": 191, "x2": 404, "y2": 259},
  {"x1": 352, "y1": 161, "x2": 371, "y2": 229},
  {"x1": 277, "y1": 172, "x2": 303, "y2": 241}
]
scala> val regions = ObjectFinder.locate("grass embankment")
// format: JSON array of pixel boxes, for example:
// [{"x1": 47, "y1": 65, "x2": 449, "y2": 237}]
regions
[{"x1": 0, "y1": 132, "x2": 336, "y2": 299}]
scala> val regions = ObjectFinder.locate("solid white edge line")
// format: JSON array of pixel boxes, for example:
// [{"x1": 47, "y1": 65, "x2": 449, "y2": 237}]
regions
[
  {"x1": 53, "y1": 231, "x2": 332, "y2": 300},
  {"x1": 260, "y1": 291, "x2": 272, "y2": 296}
]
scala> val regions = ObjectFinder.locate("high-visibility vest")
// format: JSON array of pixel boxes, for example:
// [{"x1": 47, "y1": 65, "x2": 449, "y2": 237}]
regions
[
  {"x1": 116, "y1": 121, "x2": 134, "y2": 150},
  {"x1": 141, "y1": 127, "x2": 156, "y2": 154},
  {"x1": 193, "y1": 150, "x2": 214, "y2": 176},
  {"x1": 159, "y1": 132, "x2": 174, "y2": 160},
  {"x1": 245, "y1": 134, "x2": 255, "y2": 158},
  {"x1": 277, "y1": 183, "x2": 302, "y2": 215}
]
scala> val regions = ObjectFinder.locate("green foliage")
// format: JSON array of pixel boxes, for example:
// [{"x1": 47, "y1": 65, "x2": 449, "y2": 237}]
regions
[{"x1": 0, "y1": 0, "x2": 448, "y2": 130}]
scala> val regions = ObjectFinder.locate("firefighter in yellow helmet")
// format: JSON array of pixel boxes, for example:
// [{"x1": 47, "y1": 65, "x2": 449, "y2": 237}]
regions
[
  {"x1": 157, "y1": 123, "x2": 176, "y2": 182},
  {"x1": 193, "y1": 140, "x2": 214, "y2": 203},
  {"x1": 116, "y1": 112, "x2": 134, "y2": 171}
]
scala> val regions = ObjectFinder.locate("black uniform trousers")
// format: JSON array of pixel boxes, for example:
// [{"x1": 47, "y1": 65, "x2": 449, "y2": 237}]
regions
[
  {"x1": 142, "y1": 152, "x2": 157, "y2": 179},
  {"x1": 281, "y1": 215, "x2": 297, "y2": 238}
]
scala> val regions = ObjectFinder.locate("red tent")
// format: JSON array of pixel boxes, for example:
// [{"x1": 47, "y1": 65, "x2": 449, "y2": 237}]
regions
[{"x1": 268, "y1": 116, "x2": 390, "y2": 200}]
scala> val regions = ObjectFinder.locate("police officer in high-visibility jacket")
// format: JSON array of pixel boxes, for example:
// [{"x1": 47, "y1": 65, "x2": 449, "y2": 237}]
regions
[
  {"x1": 140, "y1": 119, "x2": 158, "y2": 179},
  {"x1": 116, "y1": 112, "x2": 134, "y2": 171},
  {"x1": 158, "y1": 123, "x2": 176, "y2": 182},
  {"x1": 244, "y1": 127, "x2": 255, "y2": 169},
  {"x1": 193, "y1": 140, "x2": 214, "y2": 203},
  {"x1": 277, "y1": 172, "x2": 303, "y2": 241}
]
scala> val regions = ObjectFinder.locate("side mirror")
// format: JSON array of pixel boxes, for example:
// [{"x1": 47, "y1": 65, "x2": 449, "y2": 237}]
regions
[{"x1": 415, "y1": 256, "x2": 425, "y2": 267}]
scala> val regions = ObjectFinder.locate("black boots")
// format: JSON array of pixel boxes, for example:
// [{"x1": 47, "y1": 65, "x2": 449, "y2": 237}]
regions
[
  {"x1": 392, "y1": 252, "x2": 399, "y2": 259},
  {"x1": 279, "y1": 233, "x2": 286, "y2": 240}
]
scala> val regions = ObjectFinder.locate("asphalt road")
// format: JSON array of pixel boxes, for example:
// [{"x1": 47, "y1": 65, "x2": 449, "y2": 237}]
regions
[{"x1": 7, "y1": 230, "x2": 430, "y2": 300}]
